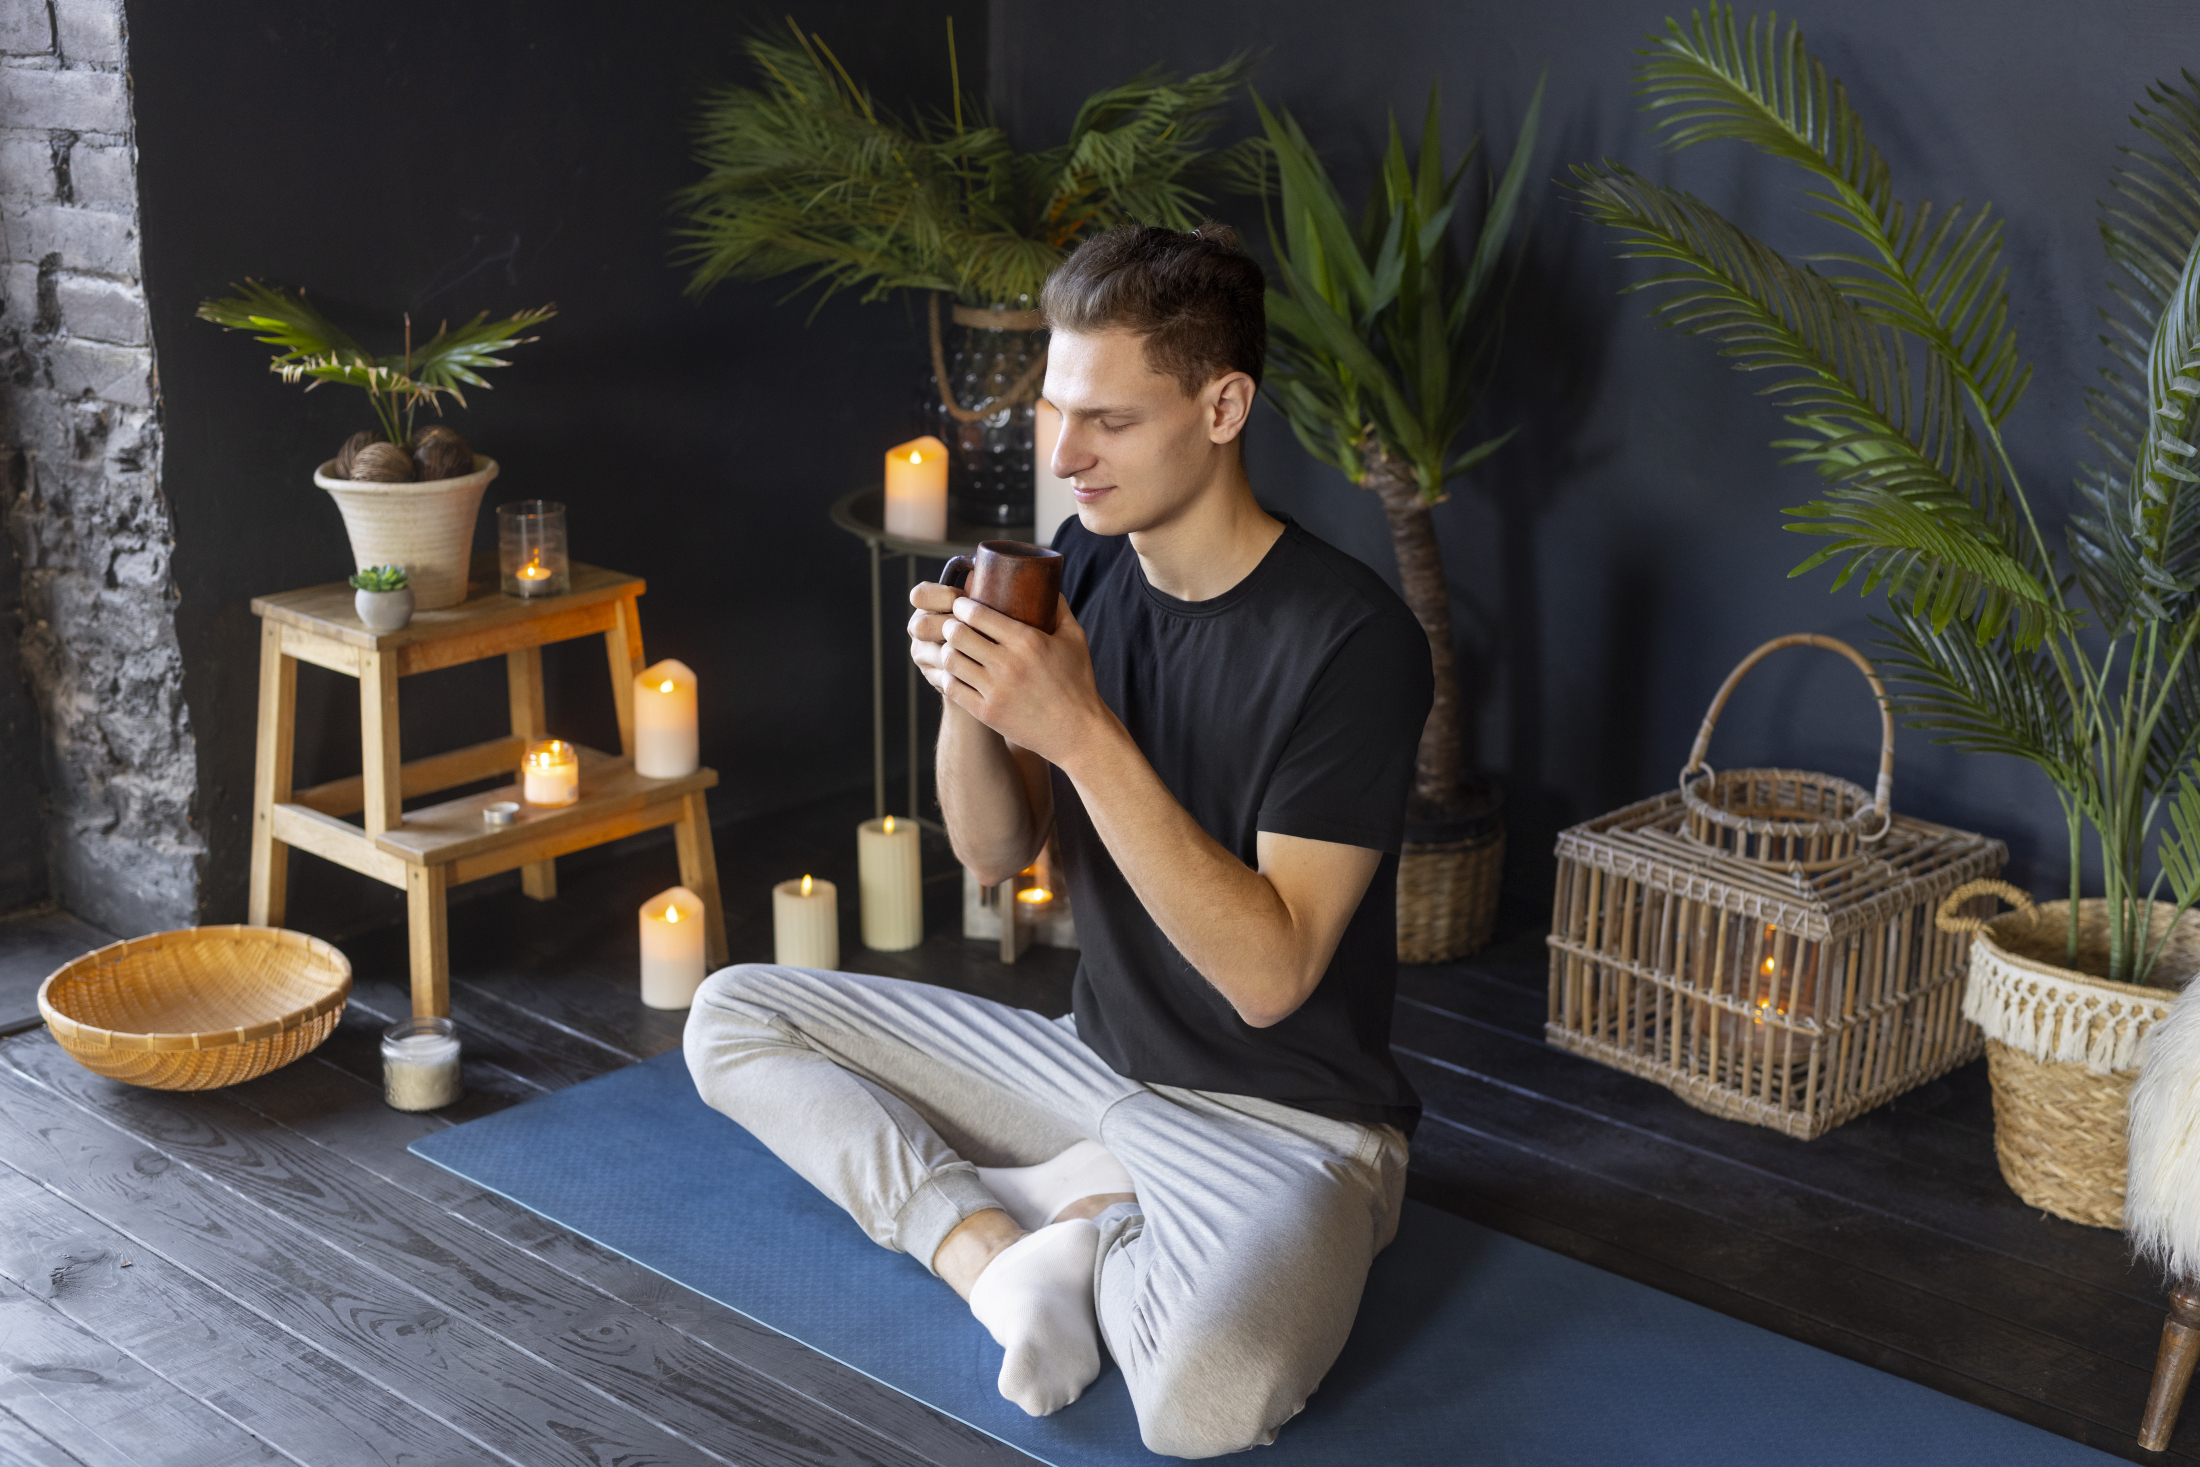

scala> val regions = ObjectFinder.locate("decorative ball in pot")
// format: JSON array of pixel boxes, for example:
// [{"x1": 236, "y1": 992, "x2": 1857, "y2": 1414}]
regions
[{"x1": 197, "y1": 282, "x2": 554, "y2": 609}]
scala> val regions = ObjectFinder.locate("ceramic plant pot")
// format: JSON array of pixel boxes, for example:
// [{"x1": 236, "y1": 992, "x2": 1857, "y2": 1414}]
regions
[
  {"x1": 353, "y1": 587, "x2": 414, "y2": 632},
  {"x1": 315, "y1": 456, "x2": 500, "y2": 610}
]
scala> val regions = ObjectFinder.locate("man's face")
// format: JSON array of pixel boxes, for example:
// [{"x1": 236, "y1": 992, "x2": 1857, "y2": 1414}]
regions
[{"x1": 1042, "y1": 328, "x2": 1242, "y2": 537}]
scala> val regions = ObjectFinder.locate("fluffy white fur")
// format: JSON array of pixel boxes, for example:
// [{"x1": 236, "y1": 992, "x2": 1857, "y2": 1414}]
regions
[{"x1": 2127, "y1": 975, "x2": 2200, "y2": 1280}]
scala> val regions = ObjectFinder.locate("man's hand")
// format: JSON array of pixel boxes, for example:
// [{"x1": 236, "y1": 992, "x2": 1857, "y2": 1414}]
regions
[{"x1": 910, "y1": 592, "x2": 1114, "y2": 769}]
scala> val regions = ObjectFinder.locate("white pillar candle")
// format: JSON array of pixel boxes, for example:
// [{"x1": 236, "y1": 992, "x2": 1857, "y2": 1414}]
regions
[
  {"x1": 773, "y1": 874, "x2": 839, "y2": 969},
  {"x1": 639, "y1": 884, "x2": 707, "y2": 1009},
  {"x1": 1033, "y1": 399, "x2": 1078, "y2": 544},
  {"x1": 858, "y1": 815, "x2": 923, "y2": 951},
  {"x1": 884, "y1": 435, "x2": 948, "y2": 541},
  {"x1": 633, "y1": 658, "x2": 699, "y2": 778},
  {"x1": 521, "y1": 739, "x2": 579, "y2": 806}
]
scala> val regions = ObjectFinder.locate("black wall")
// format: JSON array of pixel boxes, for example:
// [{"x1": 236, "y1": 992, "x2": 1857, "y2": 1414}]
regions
[
  {"x1": 995, "y1": 0, "x2": 2199, "y2": 904},
  {"x1": 0, "y1": 523, "x2": 43, "y2": 913},
  {"x1": 128, "y1": 2, "x2": 983, "y2": 929}
]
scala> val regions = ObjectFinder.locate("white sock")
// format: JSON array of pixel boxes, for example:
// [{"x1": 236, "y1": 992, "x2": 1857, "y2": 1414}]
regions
[
  {"x1": 966, "y1": 1218, "x2": 1102, "y2": 1416},
  {"x1": 975, "y1": 1141, "x2": 1136, "y2": 1232}
]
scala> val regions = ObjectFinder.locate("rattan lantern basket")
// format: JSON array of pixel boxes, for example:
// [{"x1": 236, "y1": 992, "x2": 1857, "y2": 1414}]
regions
[
  {"x1": 1934, "y1": 881, "x2": 2200, "y2": 1228},
  {"x1": 38, "y1": 925, "x2": 352, "y2": 1090},
  {"x1": 1546, "y1": 634, "x2": 2005, "y2": 1138}
]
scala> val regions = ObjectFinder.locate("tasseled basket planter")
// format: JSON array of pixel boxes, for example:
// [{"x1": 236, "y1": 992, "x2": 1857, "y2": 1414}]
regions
[{"x1": 1937, "y1": 882, "x2": 2200, "y2": 1228}]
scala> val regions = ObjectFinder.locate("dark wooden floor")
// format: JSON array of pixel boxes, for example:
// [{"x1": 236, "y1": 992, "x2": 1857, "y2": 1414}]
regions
[{"x1": 0, "y1": 787, "x2": 2182, "y2": 1465}]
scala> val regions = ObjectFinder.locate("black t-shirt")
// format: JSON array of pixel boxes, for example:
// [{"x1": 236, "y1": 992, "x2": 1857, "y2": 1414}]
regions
[{"x1": 1048, "y1": 514, "x2": 1431, "y2": 1133}]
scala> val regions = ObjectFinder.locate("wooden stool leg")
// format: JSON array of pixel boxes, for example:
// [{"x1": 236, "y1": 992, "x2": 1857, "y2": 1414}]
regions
[
  {"x1": 505, "y1": 646, "x2": 557, "y2": 901},
  {"x1": 406, "y1": 865, "x2": 451, "y2": 1018},
  {"x1": 674, "y1": 791, "x2": 728, "y2": 969},
  {"x1": 359, "y1": 647, "x2": 403, "y2": 837},
  {"x1": 248, "y1": 620, "x2": 296, "y2": 926},
  {"x1": 605, "y1": 592, "x2": 643, "y2": 759},
  {"x1": 2142, "y1": 1279, "x2": 2200, "y2": 1451}
]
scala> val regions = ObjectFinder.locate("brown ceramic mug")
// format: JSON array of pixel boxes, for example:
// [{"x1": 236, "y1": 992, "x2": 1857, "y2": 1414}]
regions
[{"x1": 941, "y1": 541, "x2": 1064, "y2": 635}]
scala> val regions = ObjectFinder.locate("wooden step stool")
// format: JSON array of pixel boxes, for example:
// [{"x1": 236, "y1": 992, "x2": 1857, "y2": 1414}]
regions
[{"x1": 248, "y1": 559, "x2": 727, "y2": 1017}]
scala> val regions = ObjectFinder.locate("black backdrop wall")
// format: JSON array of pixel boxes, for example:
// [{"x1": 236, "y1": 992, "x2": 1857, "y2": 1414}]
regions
[
  {"x1": 993, "y1": 0, "x2": 2198, "y2": 909},
  {"x1": 127, "y1": 0, "x2": 2200, "y2": 933},
  {"x1": 128, "y1": 1, "x2": 983, "y2": 932}
]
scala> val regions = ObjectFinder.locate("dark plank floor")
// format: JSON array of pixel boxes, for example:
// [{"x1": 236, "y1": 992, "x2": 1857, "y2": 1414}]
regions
[
  {"x1": 0, "y1": 908, "x2": 112, "y2": 1036},
  {"x1": 0, "y1": 787, "x2": 2182, "y2": 1465}
]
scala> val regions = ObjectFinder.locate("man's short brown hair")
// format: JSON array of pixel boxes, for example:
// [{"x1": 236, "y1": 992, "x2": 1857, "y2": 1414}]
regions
[{"x1": 1041, "y1": 222, "x2": 1266, "y2": 396}]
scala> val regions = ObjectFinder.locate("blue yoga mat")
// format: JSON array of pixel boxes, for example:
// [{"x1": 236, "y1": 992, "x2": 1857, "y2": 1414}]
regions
[{"x1": 411, "y1": 1050, "x2": 2119, "y2": 1466}]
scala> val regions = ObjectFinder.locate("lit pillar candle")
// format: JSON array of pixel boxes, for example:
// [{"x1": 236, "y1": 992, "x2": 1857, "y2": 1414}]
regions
[
  {"x1": 633, "y1": 658, "x2": 699, "y2": 778},
  {"x1": 858, "y1": 815, "x2": 922, "y2": 951},
  {"x1": 521, "y1": 739, "x2": 579, "y2": 806},
  {"x1": 1033, "y1": 399, "x2": 1078, "y2": 543},
  {"x1": 773, "y1": 874, "x2": 839, "y2": 968},
  {"x1": 884, "y1": 435, "x2": 948, "y2": 541},
  {"x1": 639, "y1": 884, "x2": 707, "y2": 1009}
]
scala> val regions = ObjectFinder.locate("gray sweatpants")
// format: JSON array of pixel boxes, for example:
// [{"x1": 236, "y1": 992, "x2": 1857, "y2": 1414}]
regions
[{"x1": 683, "y1": 964, "x2": 1408, "y2": 1459}]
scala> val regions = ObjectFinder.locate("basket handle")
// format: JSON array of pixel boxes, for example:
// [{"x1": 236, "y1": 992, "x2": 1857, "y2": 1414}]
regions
[
  {"x1": 1679, "y1": 633, "x2": 1896, "y2": 835},
  {"x1": 1933, "y1": 878, "x2": 2034, "y2": 934}
]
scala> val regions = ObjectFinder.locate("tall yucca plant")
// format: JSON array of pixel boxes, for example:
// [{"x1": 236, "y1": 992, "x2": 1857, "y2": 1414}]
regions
[
  {"x1": 1573, "y1": 4, "x2": 2200, "y2": 984},
  {"x1": 1256, "y1": 80, "x2": 1545, "y2": 816},
  {"x1": 675, "y1": 18, "x2": 1256, "y2": 307}
]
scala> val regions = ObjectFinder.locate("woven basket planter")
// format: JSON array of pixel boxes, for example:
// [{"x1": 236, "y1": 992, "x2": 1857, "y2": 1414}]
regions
[
  {"x1": 316, "y1": 455, "x2": 499, "y2": 610},
  {"x1": 1546, "y1": 635, "x2": 2005, "y2": 1138},
  {"x1": 1399, "y1": 824, "x2": 1506, "y2": 963},
  {"x1": 1937, "y1": 882, "x2": 2200, "y2": 1227},
  {"x1": 38, "y1": 925, "x2": 351, "y2": 1090}
]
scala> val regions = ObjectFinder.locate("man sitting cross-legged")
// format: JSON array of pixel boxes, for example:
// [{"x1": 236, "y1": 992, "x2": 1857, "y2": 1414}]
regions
[{"x1": 685, "y1": 221, "x2": 1432, "y2": 1459}]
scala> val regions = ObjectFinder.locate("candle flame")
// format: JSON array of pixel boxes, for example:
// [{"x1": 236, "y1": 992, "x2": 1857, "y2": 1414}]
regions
[
  {"x1": 664, "y1": 904, "x2": 681, "y2": 922},
  {"x1": 883, "y1": 815, "x2": 895, "y2": 833},
  {"x1": 658, "y1": 678, "x2": 675, "y2": 693},
  {"x1": 909, "y1": 450, "x2": 923, "y2": 464},
  {"x1": 1017, "y1": 887, "x2": 1052, "y2": 904},
  {"x1": 800, "y1": 874, "x2": 813, "y2": 896}
]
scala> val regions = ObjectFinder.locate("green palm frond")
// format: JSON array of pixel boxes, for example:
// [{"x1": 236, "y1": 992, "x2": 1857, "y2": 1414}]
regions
[
  {"x1": 198, "y1": 283, "x2": 553, "y2": 442},
  {"x1": 1254, "y1": 76, "x2": 1543, "y2": 499},
  {"x1": 1571, "y1": 165, "x2": 2062, "y2": 642},
  {"x1": 1874, "y1": 610, "x2": 2081, "y2": 781},
  {"x1": 674, "y1": 20, "x2": 1250, "y2": 308}
]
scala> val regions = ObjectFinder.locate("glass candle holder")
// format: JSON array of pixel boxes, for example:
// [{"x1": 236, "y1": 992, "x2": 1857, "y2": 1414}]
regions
[
  {"x1": 521, "y1": 738, "x2": 580, "y2": 806},
  {"x1": 498, "y1": 499, "x2": 570, "y2": 597},
  {"x1": 382, "y1": 1016, "x2": 461, "y2": 1111}
]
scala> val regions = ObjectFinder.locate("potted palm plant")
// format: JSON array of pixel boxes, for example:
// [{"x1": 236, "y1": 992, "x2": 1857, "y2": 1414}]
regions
[
  {"x1": 1253, "y1": 81, "x2": 1544, "y2": 960},
  {"x1": 674, "y1": 18, "x2": 1256, "y2": 528},
  {"x1": 199, "y1": 283, "x2": 553, "y2": 609},
  {"x1": 1573, "y1": 4, "x2": 2200, "y2": 1222}
]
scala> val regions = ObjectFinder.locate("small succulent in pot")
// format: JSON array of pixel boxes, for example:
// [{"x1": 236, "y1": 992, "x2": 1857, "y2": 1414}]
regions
[{"x1": 349, "y1": 564, "x2": 415, "y2": 632}]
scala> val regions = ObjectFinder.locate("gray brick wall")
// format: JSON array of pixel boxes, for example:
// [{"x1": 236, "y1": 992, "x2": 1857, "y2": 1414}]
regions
[{"x1": 0, "y1": 0, "x2": 198, "y2": 932}]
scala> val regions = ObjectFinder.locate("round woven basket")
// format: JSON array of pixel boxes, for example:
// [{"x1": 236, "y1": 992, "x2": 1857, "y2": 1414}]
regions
[
  {"x1": 315, "y1": 455, "x2": 499, "y2": 610},
  {"x1": 1936, "y1": 880, "x2": 2200, "y2": 1227},
  {"x1": 1679, "y1": 634, "x2": 1895, "y2": 871},
  {"x1": 38, "y1": 926, "x2": 352, "y2": 1091},
  {"x1": 1398, "y1": 824, "x2": 1506, "y2": 963}
]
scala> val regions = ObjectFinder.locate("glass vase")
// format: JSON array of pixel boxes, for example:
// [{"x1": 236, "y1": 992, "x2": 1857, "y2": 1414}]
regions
[{"x1": 920, "y1": 298, "x2": 1045, "y2": 530}]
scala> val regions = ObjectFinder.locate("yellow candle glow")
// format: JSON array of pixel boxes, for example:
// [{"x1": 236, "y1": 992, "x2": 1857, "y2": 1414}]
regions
[
  {"x1": 884, "y1": 435, "x2": 949, "y2": 542},
  {"x1": 639, "y1": 884, "x2": 707, "y2": 1009},
  {"x1": 517, "y1": 556, "x2": 551, "y2": 583},
  {"x1": 633, "y1": 658, "x2": 699, "y2": 778},
  {"x1": 858, "y1": 814, "x2": 922, "y2": 951},
  {"x1": 1033, "y1": 399, "x2": 1078, "y2": 541},
  {"x1": 520, "y1": 739, "x2": 579, "y2": 807},
  {"x1": 773, "y1": 873, "x2": 839, "y2": 968}
]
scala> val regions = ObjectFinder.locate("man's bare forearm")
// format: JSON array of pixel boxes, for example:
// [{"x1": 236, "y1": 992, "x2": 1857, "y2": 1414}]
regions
[{"x1": 936, "y1": 699, "x2": 1048, "y2": 886}]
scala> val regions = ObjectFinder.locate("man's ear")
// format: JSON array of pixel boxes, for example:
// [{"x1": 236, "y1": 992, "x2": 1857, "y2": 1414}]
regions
[{"x1": 1206, "y1": 370, "x2": 1257, "y2": 445}]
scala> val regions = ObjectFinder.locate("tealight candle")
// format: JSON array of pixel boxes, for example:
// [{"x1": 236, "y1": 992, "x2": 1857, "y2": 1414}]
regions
[
  {"x1": 773, "y1": 873, "x2": 839, "y2": 969},
  {"x1": 498, "y1": 499, "x2": 570, "y2": 597},
  {"x1": 858, "y1": 815, "x2": 922, "y2": 951},
  {"x1": 1033, "y1": 399, "x2": 1078, "y2": 542},
  {"x1": 521, "y1": 739, "x2": 579, "y2": 807},
  {"x1": 381, "y1": 1016, "x2": 461, "y2": 1112},
  {"x1": 639, "y1": 884, "x2": 707, "y2": 1009},
  {"x1": 633, "y1": 658, "x2": 699, "y2": 779},
  {"x1": 884, "y1": 435, "x2": 949, "y2": 541}
]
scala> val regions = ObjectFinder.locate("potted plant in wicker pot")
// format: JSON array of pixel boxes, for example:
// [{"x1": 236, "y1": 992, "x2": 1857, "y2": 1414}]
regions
[
  {"x1": 1251, "y1": 82, "x2": 1544, "y2": 960},
  {"x1": 1574, "y1": 6, "x2": 2200, "y2": 1223},
  {"x1": 198, "y1": 283, "x2": 553, "y2": 609},
  {"x1": 673, "y1": 19, "x2": 1257, "y2": 528}
]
